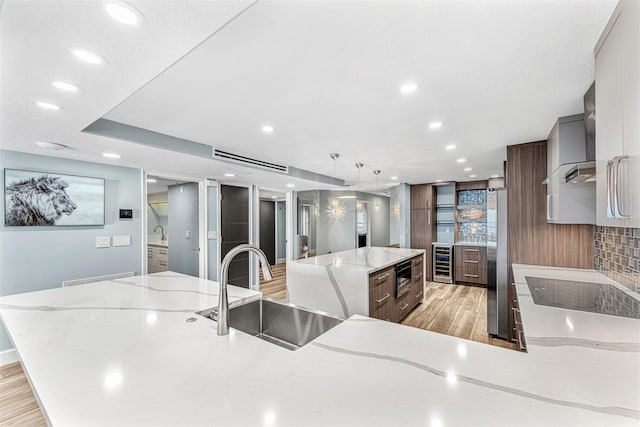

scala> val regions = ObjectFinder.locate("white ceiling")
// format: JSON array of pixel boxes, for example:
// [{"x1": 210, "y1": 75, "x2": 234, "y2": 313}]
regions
[{"x1": 1, "y1": 0, "x2": 617, "y2": 193}]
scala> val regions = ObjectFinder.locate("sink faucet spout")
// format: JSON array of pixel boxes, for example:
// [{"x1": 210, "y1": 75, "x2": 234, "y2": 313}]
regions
[{"x1": 218, "y1": 244, "x2": 273, "y2": 336}]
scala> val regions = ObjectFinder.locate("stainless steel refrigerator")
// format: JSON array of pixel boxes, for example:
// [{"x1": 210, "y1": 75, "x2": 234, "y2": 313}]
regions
[{"x1": 487, "y1": 188, "x2": 509, "y2": 339}]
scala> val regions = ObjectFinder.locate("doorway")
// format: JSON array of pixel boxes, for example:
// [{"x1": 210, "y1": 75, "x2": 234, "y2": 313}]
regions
[
  {"x1": 356, "y1": 200, "x2": 370, "y2": 248},
  {"x1": 146, "y1": 176, "x2": 200, "y2": 277}
]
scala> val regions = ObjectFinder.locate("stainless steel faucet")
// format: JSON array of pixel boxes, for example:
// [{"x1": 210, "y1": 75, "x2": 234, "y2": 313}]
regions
[
  {"x1": 153, "y1": 225, "x2": 166, "y2": 241},
  {"x1": 217, "y1": 244, "x2": 273, "y2": 336}
]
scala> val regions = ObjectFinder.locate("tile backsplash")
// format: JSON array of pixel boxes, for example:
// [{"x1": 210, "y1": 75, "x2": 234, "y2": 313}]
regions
[{"x1": 594, "y1": 226, "x2": 640, "y2": 292}]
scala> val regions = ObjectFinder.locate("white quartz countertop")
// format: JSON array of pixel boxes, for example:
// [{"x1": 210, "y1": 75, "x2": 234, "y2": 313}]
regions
[
  {"x1": 0, "y1": 268, "x2": 638, "y2": 426},
  {"x1": 148, "y1": 239, "x2": 168, "y2": 248},
  {"x1": 291, "y1": 247, "x2": 425, "y2": 273}
]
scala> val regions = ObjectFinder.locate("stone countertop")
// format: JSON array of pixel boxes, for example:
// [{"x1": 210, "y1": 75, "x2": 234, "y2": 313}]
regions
[
  {"x1": 148, "y1": 239, "x2": 168, "y2": 248},
  {"x1": 290, "y1": 247, "x2": 425, "y2": 274},
  {"x1": 0, "y1": 268, "x2": 638, "y2": 426},
  {"x1": 454, "y1": 241, "x2": 488, "y2": 247}
]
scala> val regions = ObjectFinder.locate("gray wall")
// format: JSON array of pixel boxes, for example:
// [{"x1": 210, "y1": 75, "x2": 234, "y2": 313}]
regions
[
  {"x1": 168, "y1": 183, "x2": 199, "y2": 276},
  {"x1": 0, "y1": 149, "x2": 143, "y2": 351},
  {"x1": 389, "y1": 183, "x2": 410, "y2": 247},
  {"x1": 207, "y1": 185, "x2": 218, "y2": 281},
  {"x1": 298, "y1": 190, "x2": 390, "y2": 255}
]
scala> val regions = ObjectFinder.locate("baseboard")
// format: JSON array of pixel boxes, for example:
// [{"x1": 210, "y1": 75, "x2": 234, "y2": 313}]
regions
[{"x1": 0, "y1": 348, "x2": 18, "y2": 366}]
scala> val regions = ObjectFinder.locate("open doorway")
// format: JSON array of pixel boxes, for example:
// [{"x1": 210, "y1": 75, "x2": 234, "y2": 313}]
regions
[
  {"x1": 146, "y1": 176, "x2": 200, "y2": 277},
  {"x1": 258, "y1": 189, "x2": 286, "y2": 301},
  {"x1": 356, "y1": 200, "x2": 370, "y2": 248}
]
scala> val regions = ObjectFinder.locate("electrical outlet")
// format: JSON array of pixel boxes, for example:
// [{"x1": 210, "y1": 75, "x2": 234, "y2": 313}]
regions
[
  {"x1": 185, "y1": 230, "x2": 190, "y2": 239},
  {"x1": 113, "y1": 235, "x2": 131, "y2": 247},
  {"x1": 96, "y1": 236, "x2": 110, "y2": 248}
]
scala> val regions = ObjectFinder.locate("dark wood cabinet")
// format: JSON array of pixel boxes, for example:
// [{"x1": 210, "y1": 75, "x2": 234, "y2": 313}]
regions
[
  {"x1": 454, "y1": 245, "x2": 487, "y2": 285},
  {"x1": 410, "y1": 184, "x2": 435, "y2": 281},
  {"x1": 368, "y1": 255, "x2": 424, "y2": 323},
  {"x1": 368, "y1": 267, "x2": 395, "y2": 321}
]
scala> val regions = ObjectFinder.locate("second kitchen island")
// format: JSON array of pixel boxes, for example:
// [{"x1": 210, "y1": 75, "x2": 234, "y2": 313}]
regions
[{"x1": 287, "y1": 247, "x2": 425, "y2": 322}]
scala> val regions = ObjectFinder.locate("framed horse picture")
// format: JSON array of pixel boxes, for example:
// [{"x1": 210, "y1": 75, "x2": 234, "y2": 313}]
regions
[{"x1": 4, "y1": 169, "x2": 105, "y2": 226}]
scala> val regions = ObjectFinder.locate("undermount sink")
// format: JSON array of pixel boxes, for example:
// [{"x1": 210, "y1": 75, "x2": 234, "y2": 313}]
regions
[{"x1": 198, "y1": 298, "x2": 343, "y2": 351}]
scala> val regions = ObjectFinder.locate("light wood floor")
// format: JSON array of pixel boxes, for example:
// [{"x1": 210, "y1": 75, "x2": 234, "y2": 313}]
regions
[
  {"x1": 0, "y1": 362, "x2": 46, "y2": 426},
  {"x1": 260, "y1": 263, "x2": 516, "y2": 351}
]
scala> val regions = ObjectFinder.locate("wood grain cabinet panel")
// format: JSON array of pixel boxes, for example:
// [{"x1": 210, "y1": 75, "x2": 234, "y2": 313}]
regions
[
  {"x1": 369, "y1": 267, "x2": 395, "y2": 321},
  {"x1": 455, "y1": 245, "x2": 487, "y2": 285},
  {"x1": 391, "y1": 291, "x2": 412, "y2": 323}
]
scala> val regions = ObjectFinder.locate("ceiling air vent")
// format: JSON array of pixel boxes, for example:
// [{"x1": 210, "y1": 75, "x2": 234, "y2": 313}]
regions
[{"x1": 213, "y1": 149, "x2": 288, "y2": 173}]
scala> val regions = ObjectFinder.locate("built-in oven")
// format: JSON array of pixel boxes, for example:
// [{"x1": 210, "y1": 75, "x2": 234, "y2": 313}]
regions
[{"x1": 395, "y1": 260, "x2": 412, "y2": 298}]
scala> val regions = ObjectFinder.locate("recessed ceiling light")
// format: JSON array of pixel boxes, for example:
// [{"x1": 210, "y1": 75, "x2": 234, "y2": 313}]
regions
[
  {"x1": 464, "y1": 167, "x2": 472, "y2": 172},
  {"x1": 35, "y1": 101, "x2": 61, "y2": 111},
  {"x1": 146, "y1": 178, "x2": 157, "y2": 183},
  {"x1": 52, "y1": 81, "x2": 79, "y2": 92},
  {"x1": 491, "y1": 174, "x2": 500, "y2": 178},
  {"x1": 286, "y1": 183, "x2": 295, "y2": 188},
  {"x1": 224, "y1": 173, "x2": 236, "y2": 177},
  {"x1": 428, "y1": 122, "x2": 443, "y2": 130},
  {"x1": 445, "y1": 144, "x2": 456, "y2": 151},
  {"x1": 390, "y1": 176, "x2": 398, "y2": 180},
  {"x1": 103, "y1": 152, "x2": 122, "y2": 159},
  {"x1": 35, "y1": 141, "x2": 68, "y2": 150},
  {"x1": 105, "y1": 1, "x2": 143, "y2": 26},
  {"x1": 261, "y1": 125, "x2": 275, "y2": 133},
  {"x1": 400, "y1": 82, "x2": 418, "y2": 94},
  {"x1": 456, "y1": 158, "x2": 466, "y2": 163},
  {"x1": 71, "y1": 48, "x2": 105, "y2": 65},
  {"x1": 469, "y1": 174, "x2": 477, "y2": 178},
  {"x1": 436, "y1": 179, "x2": 443, "y2": 183}
]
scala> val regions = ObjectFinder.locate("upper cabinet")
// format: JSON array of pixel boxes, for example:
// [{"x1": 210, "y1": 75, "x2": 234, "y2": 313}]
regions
[
  {"x1": 595, "y1": 0, "x2": 640, "y2": 227},
  {"x1": 545, "y1": 114, "x2": 596, "y2": 224}
]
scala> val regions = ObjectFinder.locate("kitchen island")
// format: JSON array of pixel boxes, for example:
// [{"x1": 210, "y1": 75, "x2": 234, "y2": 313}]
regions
[
  {"x1": 0, "y1": 267, "x2": 638, "y2": 426},
  {"x1": 287, "y1": 247, "x2": 426, "y2": 321}
]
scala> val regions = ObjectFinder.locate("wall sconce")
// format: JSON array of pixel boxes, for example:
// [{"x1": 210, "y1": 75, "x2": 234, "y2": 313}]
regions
[
  {"x1": 329, "y1": 199, "x2": 345, "y2": 219},
  {"x1": 394, "y1": 203, "x2": 401, "y2": 217},
  {"x1": 374, "y1": 203, "x2": 380, "y2": 212}
]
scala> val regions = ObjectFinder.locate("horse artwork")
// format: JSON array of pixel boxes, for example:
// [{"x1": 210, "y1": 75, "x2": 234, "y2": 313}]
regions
[{"x1": 4, "y1": 169, "x2": 105, "y2": 226}]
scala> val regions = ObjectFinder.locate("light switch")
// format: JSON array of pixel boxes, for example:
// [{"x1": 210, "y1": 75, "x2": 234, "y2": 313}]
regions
[
  {"x1": 207, "y1": 231, "x2": 217, "y2": 240},
  {"x1": 113, "y1": 235, "x2": 131, "y2": 247},
  {"x1": 96, "y1": 236, "x2": 110, "y2": 248},
  {"x1": 185, "y1": 230, "x2": 190, "y2": 239}
]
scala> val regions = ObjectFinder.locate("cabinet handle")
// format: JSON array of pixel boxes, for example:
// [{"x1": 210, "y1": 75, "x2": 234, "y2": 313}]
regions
[
  {"x1": 464, "y1": 260, "x2": 479, "y2": 264},
  {"x1": 614, "y1": 155, "x2": 629, "y2": 218},
  {"x1": 415, "y1": 273, "x2": 423, "y2": 279},
  {"x1": 415, "y1": 291, "x2": 423, "y2": 298},
  {"x1": 464, "y1": 274, "x2": 479, "y2": 278},
  {"x1": 376, "y1": 294, "x2": 390, "y2": 304},
  {"x1": 401, "y1": 303, "x2": 409, "y2": 311},
  {"x1": 606, "y1": 160, "x2": 615, "y2": 218},
  {"x1": 159, "y1": 261, "x2": 167, "y2": 267},
  {"x1": 546, "y1": 194, "x2": 553, "y2": 221},
  {"x1": 464, "y1": 249, "x2": 479, "y2": 252},
  {"x1": 428, "y1": 210, "x2": 431, "y2": 225},
  {"x1": 377, "y1": 273, "x2": 390, "y2": 281}
]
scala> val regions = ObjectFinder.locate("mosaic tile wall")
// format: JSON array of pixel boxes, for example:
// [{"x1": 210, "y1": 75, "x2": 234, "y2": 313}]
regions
[{"x1": 594, "y1": 226, "x2": 640, "y2": 292}]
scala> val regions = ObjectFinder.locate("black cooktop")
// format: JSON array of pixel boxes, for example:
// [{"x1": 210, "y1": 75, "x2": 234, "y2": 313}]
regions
[{"x1": 525, "y1": 276, "x2": 640, "y2": 320}]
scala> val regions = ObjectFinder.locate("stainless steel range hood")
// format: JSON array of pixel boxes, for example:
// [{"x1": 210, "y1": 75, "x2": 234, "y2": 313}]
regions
[{"x1": 564, "y1": 161, "x2": 596, "y2": 183}]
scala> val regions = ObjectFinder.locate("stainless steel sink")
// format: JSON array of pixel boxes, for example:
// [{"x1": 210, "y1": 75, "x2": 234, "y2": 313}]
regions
[{"x1": 198, "y1": 298, "x2": 343, "y2": 351}]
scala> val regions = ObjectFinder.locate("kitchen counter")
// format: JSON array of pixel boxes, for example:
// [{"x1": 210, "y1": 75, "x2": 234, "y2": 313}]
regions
[
  {"x1": 291, "y1": 246, "x2": 424, "y2": 274},
  {"x1": 287, "y1": 247, "x2": 425, "y2": 317},
  {"x1": 0, "y1": 268, "x2": 638, "y2": 426},
  {"x1": 454, "y1": 241, "x2": 487, "y2": 246}
]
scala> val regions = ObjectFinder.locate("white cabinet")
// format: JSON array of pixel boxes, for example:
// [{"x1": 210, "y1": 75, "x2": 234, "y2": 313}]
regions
[
  {"x1": 595, "y1": 0, "x2": 640, "y2": 228},
  {"x1": 545, "y1": 115, "x2": 596, "y2": 224},
  {"x1": 148, "y1": 245, "x2": 169, "y2": 273}
]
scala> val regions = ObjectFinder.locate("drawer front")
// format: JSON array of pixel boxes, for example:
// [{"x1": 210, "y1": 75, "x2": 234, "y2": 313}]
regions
[
  {"x1": 391, "y1": 291, "x2": 412, "y2": 323},
  {"x1": 369, "y1": 267, "x2": 395, "y2": 291},
  {"x1": 411, "y1": 255, "x2": 424, "y2": 269},
  {"x1": 455, "y1": 246, "x2": 488, "y2": 284},
  {"x1": 411, "y1": 280, "x2": 424, "y2": 305},
  {"x1": 369, "y1": 279, "x2": 393, "y2": 321}
]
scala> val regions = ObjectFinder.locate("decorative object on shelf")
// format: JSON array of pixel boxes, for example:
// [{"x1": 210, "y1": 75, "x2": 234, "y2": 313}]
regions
[{"x1": 4, "y1": 168, "x2": 105, "y2": 226}]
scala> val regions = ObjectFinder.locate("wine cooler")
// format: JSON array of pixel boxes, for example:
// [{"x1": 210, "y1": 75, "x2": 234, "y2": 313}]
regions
[{"x1": 432, "y1": 243, "x2": 454, "y2": 284}]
